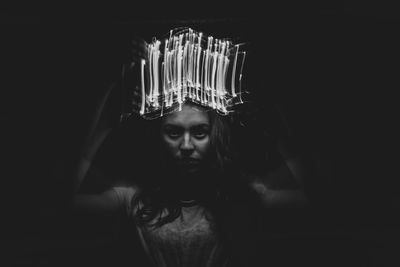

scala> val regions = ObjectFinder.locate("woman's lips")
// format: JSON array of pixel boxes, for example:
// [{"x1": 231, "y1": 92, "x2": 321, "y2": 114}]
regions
[
  {"x1": 178, "y1": 158, "x2": 200, "y2": 167},
  {"x1": 180, "y1": 158, "x2": 199, "y2": 164}
]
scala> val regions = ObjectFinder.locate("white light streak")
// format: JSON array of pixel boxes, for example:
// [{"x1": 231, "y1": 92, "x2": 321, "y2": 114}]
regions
[{"x1": 138, "y1": 28, "x2": 246, "y2": 118}]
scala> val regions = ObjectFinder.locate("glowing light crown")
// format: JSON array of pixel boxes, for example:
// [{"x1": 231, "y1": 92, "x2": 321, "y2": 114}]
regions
[{"x1": 130, "y1": 28, "x2": 247, "y2": 119}]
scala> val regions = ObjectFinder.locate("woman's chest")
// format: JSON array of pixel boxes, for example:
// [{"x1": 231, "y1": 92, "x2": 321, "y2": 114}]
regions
[{"x1": 141, "y1": 206, "x2": 217, "y2": 245}]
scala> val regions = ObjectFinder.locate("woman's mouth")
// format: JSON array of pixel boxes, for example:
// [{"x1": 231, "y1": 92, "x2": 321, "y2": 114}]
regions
[{"x1": 179, "y1": 158, "x2": 200, "y2": 165}]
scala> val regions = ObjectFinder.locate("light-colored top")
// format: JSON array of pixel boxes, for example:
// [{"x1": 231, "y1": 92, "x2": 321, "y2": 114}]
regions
[{"x1": 112, "y1": 186, "x2": 229, "y2": 267}]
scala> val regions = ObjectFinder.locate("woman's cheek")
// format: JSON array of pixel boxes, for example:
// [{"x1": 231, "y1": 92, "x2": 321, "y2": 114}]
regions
[
  {"x1": 162, "y1": 136, "x2": 179, "y2": 156},
  {"x1": 195, "y1": 137, "x2": 211, "y2": 155}
]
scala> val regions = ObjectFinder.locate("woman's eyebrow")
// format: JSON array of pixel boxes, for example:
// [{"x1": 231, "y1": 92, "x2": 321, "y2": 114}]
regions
[
  {"x1": 190, "y1": 124, "x2": 210, "y2": 130},
  {"x1": 163, "y1": 124, "x2": 183, "y2": 130},
  {"x1": 163, "y1": 123, "x2": 209, "y2": 130}
]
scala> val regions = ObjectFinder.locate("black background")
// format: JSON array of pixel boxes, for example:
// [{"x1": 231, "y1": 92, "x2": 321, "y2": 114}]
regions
[{"x1": 1, "y1": 2, "x2": 399, "y2": 266}]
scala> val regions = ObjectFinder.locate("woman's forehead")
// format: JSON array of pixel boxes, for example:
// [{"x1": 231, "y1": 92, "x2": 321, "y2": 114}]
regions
[{"x1": 163, "y1": 104, "x2": 210, "y2": 126}]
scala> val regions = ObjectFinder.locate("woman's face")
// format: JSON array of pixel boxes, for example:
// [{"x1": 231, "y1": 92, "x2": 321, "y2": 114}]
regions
[{"x1": 161, "y1": 103, "x2": 211, "y2": 174}]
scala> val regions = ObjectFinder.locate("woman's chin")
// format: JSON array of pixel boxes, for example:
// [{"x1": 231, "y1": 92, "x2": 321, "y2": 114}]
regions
[{"x1": 176, "y1": 162, "x2": 201, "y2": 175}]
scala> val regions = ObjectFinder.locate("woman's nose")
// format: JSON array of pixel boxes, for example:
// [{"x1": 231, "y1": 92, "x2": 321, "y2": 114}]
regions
[{"x1": 179, "y1": 133, "x2": 194, "y2": 151}]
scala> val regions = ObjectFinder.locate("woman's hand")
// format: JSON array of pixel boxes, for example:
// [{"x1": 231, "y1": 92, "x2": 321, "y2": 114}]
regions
[{"x1": 120, "y1": 38, "x2": 148, "y2": 120}]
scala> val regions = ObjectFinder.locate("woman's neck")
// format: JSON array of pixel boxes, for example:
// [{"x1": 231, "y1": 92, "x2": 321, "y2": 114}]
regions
[
  {"x1": 164, "y1": 167, "x2": 219, "y2": 202},
  {"x1": 178, "y1": 199, "x2": 199, "y2": 207}
]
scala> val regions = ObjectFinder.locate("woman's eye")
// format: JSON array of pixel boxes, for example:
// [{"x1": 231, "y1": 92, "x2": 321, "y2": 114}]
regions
[
  {"x1": 193, "y1": 131, "x2": 207, "y2": 139},
  {"x1": 167, "y1": 131, "x2": 181, "y2": 138},
  {"x1": 164, "y1": 128, "x2": 182, "y2": 139}
]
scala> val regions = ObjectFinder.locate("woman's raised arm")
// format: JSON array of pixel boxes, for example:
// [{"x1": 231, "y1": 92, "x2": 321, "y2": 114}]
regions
[
  {"x1": 70, "y1": 83, "x2": 123, "y2": 214},
  {"x1": 251, "y1": 137, "x2": 309, "y2": 208},
  {"x1": 70, "y1": 39, "x2": 146, "y2": 214}
]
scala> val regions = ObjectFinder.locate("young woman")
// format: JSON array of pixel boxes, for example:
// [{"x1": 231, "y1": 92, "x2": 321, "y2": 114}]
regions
[{"x1": 71, "y1": 28, "x2": 308, "y2": 267}]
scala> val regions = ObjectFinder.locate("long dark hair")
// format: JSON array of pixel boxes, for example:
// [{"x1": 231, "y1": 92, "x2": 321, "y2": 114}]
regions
[{"x1": 127, "y1": 104, "x2": 262, "y2": 227}]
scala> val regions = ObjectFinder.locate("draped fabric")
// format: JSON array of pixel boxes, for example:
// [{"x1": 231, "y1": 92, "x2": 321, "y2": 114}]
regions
[{"x1": 113, "y1": 187, "x2": 229, "y2": 267}]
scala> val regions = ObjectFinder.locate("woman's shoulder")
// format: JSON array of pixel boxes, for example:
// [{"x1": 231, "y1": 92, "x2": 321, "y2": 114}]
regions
[
  {"x1": 239, "y1": 173, "x2": 268, "y2": 194},
  {"x1": 111, "y1": 181, "x2": 141, "y2": 207},
  {"x1": 244, "y1": 174, "x2": 309, "y2": 207},
  {"x1": 240, "y1": 173, "x2": 278, "y2": 204}
]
